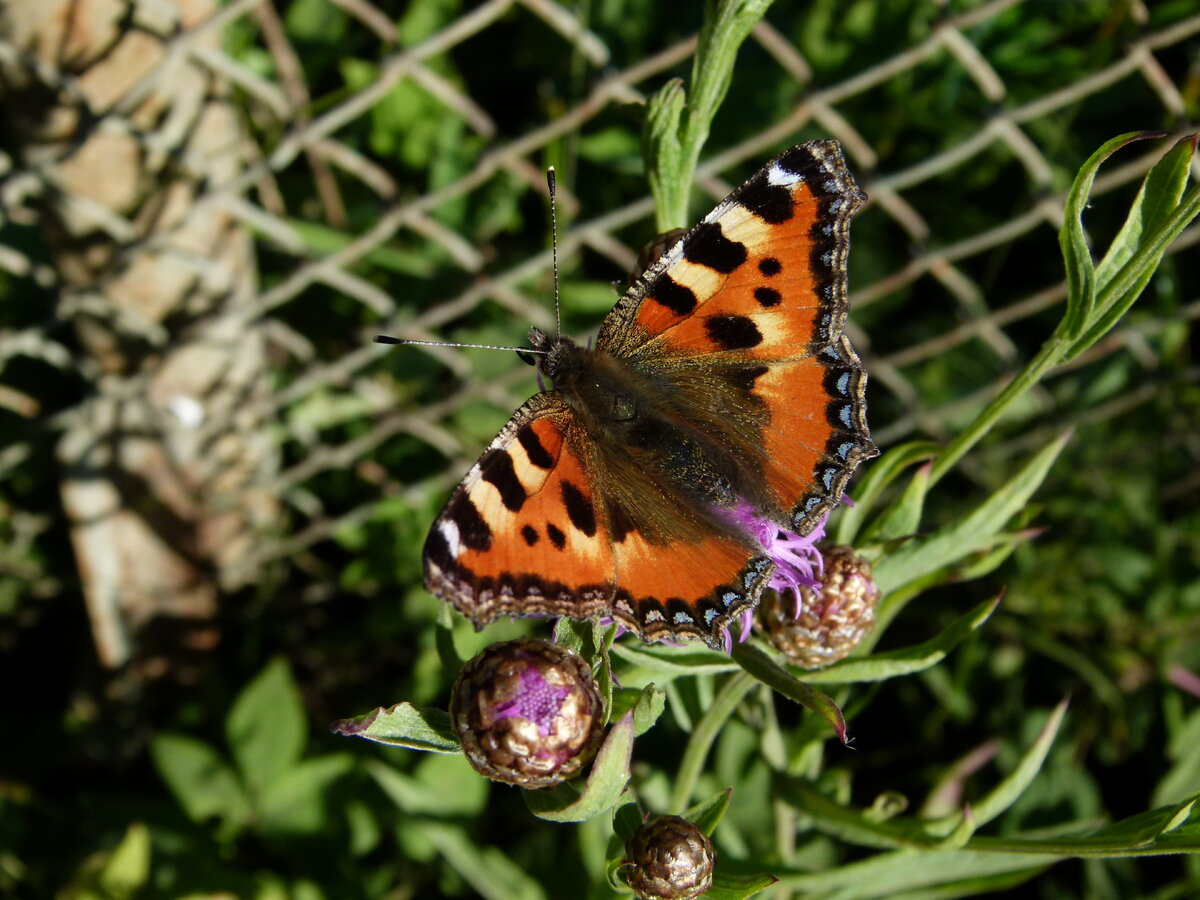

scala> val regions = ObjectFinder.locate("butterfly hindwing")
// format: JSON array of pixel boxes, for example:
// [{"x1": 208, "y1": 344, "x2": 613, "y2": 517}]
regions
[{"x1": 423, "y1": 393, "x2": 615, "y2": 627}]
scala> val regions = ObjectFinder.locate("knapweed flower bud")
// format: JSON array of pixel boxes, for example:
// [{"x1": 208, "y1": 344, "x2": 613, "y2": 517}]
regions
[
  {"x1": 757, "y1": 544, "x2": 880, "y2": 669},
  {"x1": 449, "y1": 638, "x2": 604, "y2": 789},
  {"x1": 625, "y1": 815, "x2": 715, "y2": 900}
]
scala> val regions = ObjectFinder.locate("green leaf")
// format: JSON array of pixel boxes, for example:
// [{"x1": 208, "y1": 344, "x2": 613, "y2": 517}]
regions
[
  {"x1": 150, "y1": 733, "x2": 250, "y2": 834},
  {"x1": 610, "y1": 684, "x2": 667, "y2": 736},
  {"x1": 368, "y1": 754, "x2": 488, "y2": 817},
  {"x1": 613, "y1": 801, "x2": 644, "y2": 843},
  {"x1": 686, "y1": 787, "x2": 732, "y2": 835},
  {"x1": 835, "y1": 441, "x2": 939, "y2": 546},
  {"x1": 1154, "y1": 707, "x2": 1200, "y2": 806},
  {"x1": 870, "y1": 462, "x2": 932, "y2": 544},
  {"x1": 799, "y1": 595, "x2": 999, "y2": 685},
  {"x1": 1057, "y1": 132, "x2": 1159, "y2": 341},
  {"x1": 256, "y1": 754, "x2": 356, "y2": 838},
  {"x1": 956, "y1": 699, "x2": 1068, "y2": 831},
  {"x1": 875, "y1": 433, "x2": 1070, "y2": 596},
  {"x1": 704, "y1": 869, "x2": 779, "y2": 899},
  {"x1": 525, "y1": 712, "x2": 635, "y2": 823},
  {"x1": 1095, "y1": 136, "x2": 1193, "y2": 288},
  {"x1": 423, "y1": 821, "x2": 549, "y2": 900},
  {"x1": 967, "y1": 794, "x2": 1200, "y2": 856},
  {"x1": 226, "y1": 657, "x2": 307, "y2": 795},
  {"x1": 731, "y1": 643, "x2": 848, "y2": 744},
  {"x1": 772, "y1": 848, "x2": 1050, "y2": 898},
  {"x1": 1068, "y1": 134, "x2": 1200, "y2": 359},
  {"x1": 98, "y1": 822, "x2": 151, "y2": 896},
  {"x1": 332, "y1": 702, "x2": 460, "y2": 753},
  {"x1": 611, "y1": 641, "x2": 739, "y2": 677}
]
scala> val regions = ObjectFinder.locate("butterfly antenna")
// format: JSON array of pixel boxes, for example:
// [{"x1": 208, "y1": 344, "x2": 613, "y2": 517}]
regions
[
  {"x1": 374, "y1": 335, "x2": 547, "y2": 355},
  {"x1": 547, "y1": 166, "x2": 562, "y2": 337}
]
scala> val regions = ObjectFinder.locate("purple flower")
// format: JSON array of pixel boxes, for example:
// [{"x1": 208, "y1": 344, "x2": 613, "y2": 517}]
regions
[{"x1": 721, "y1": 500, "x2": 828, "y2": 649}]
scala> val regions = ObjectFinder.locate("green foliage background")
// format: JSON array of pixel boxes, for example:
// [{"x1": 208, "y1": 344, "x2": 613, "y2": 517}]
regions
[{"x1": 1, "y1": 1, "x2": 1199, "y2": 898}]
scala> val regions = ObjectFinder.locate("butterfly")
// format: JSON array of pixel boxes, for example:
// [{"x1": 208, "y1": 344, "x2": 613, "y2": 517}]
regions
[{"x1": 417, "y1": 140, "x2": 876, "y2": 650}]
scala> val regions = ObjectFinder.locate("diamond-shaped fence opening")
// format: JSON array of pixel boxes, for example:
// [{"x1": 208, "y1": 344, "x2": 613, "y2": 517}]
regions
[{"x1": 0, "y1": 0, "x2": 1196, "y2": 666}]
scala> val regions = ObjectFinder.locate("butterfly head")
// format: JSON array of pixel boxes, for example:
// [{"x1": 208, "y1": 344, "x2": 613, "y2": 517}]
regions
[{"x1": 522, "y1": 326, "x2": 582, "y2": 385}]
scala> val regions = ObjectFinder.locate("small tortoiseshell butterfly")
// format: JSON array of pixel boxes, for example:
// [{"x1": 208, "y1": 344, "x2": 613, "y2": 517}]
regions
[{"x1": 413, "y1": 140, "x2": 876, "y2": 649}]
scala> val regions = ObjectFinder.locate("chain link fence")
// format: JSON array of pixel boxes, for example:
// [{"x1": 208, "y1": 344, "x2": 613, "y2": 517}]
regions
[{"x1": 1, "y1": 0, "x2": 1197, "y2": 667}]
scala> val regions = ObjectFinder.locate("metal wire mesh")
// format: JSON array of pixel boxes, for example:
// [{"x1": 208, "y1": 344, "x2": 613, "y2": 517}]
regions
[{"x1": 1, "y1": 0, "x2": 1197, "y2": 661}]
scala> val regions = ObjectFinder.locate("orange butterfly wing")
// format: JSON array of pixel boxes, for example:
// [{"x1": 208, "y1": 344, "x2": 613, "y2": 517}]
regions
[{"x1": 423, "y1": 394, "x2": 615, "y2": 626}]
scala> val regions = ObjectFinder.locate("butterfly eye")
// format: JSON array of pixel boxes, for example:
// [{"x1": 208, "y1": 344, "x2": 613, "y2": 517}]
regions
[{"x1": 516, "y1": 349, "x2": 538, "y2": 366}]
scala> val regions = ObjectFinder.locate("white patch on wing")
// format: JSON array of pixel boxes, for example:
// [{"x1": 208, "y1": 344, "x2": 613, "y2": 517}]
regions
[
  {"x1": 439, "y1": 519, "x2": 461, "y2": 557},
  {"x1": 767, "y1": 162, "x2": 802, "y2": 187}
]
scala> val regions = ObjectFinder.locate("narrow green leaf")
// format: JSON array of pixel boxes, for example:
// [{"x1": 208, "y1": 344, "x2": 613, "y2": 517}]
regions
[
  {"x1": 1094, "y1": 135, "x2": 1194, "y2": 288},
  {"x1": 870, "y1": 461, "x2": 932, "y2": 544},
  {"x1": 1057, "y1": 132, "x2": 1161, "y2": 340},
  {"x1": 525, "y1": 712, "x2": 634, "y2": 823},
  {"x1": 332, "y1": 702, "x2": 460, "y2": 753},
  {"x1": 966, "y1": 793, "x2": 1200, "y2": 857},
  {"x1": 800, "y1": 595, "x2": 999, "y2": 685},
  {"x1": 643, "y1": 78, "x2": 687, "y2": 231},
  {"x1": 772, "y1": 848, "x2": 1050, "y2": 897},
  {"x1": 835, "y1": 441, "x2": 939, "y2": 546},
  {"x1": 777, "y1": 776, "x2": 937, "y2": 850},
  {"x1": 731, "y1": 643, "x2": 847, "y2": 744},
  {"x1": 1153, "y1": 707, "x2": 1200, "y2": 806},
  {"x1": 225, "y1": 657, "x2": 307, "y2": 795},
  {"x1": 424, "y1": 821, "x2": 549, "y2": 900},
  {"x1": 958, "y1": 699, "x2": 1068, "y2": 830},
  {"x1": 704, "y1": 869, "x2": 779, "y2": 899},
  {"x1": 686, "y1": 787, "x2": 733, "y2": 835},
  {"x1": 875, "y1": 433, "x2": 1070, "y2": 595},
  {"x1": 611, "y1": 641, "x2": 740, "y2": 676},
  {"x1": 1068, "y1": 134, "x2": 1200, "y2": 359}
]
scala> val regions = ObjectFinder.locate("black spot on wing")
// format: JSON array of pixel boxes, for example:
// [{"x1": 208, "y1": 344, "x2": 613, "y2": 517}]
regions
[
  {"x1": 547, "y1": 523, "x2": 566, "y2": 550},
  {"x1": 424, "y1": 526, "x2": 455, "y2": 570},
  {"x1": 754, "y1": 286, "x2": 781, "y2": 308},
  {"x1": 758, "y1": 257, "x2": 782, "y2": 276},
  {"x1": 561, "y1": 481, "x2": 597, "y2": 537},
  {"x1": 516, "y1": 425, "x2": 554, "y2": 469},
  {"x1": 705, "y1": 315, "x2": 762, "y2": 350},
  {"x1": 480, "y1": 449, "x2": 526, "y2": 512},
  {"x1": 774, "y1": 145, "x2": 816, "y2": 182},
  {"x1": 446, "y1": 494, "x2": 491, "y2": 551},
  {"x1": 683, "y1": 221, "x2": 747, "y2": 274},
  {"x1": 650, "y1": 275, "x2": 697, "y2": 316},
  {"x1": 521, "y1": 524, "x2": 539, "y2": 546},
  {"x1": 743, "y1": 178, "x2": 793, "y2": 224}
]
